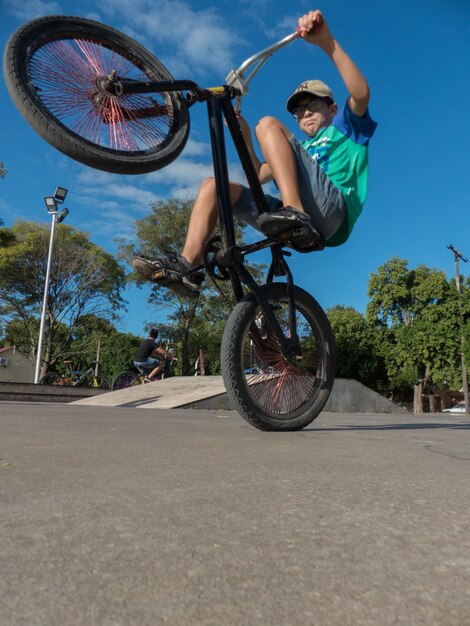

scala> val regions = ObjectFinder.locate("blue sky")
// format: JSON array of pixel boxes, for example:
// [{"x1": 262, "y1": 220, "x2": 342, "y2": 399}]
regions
[{"x1": 1, "y1": 0, "x2": 469, "y2": 337}]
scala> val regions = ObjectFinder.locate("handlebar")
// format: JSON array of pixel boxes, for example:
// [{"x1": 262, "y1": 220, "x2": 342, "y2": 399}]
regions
[
  {"x1": 113, "y1": 31, "x2": 298, "y2": 112},
  {"x1": 225, "y1": 31, "x2": 298, "y2": 100}
]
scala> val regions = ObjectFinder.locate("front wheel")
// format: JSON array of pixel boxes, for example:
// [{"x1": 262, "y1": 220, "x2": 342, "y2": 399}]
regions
[
  {"x1": 112, "y1": 371, "x2": 140, "y2": 390},
  {"x1": 221, "y1": 283, "x2": 335, "y2": 431},
  {"x1": 4, "y1": 15, "x2": 190, "y2": 174}
]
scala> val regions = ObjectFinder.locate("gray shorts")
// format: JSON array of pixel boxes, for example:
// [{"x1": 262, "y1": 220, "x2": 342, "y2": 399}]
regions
[{"x1": 233, "y1": 135, "x2": 346, "y2": 241}]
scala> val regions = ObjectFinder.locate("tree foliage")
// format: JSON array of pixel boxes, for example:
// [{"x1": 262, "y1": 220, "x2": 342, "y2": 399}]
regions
[
  {"x1": 327, "y1": 305, "x2": 387, "y2": 391},
  {"x1": 0, "y1": 221, "x2": 126, "y2": 378},
  {"x1": 367, "y1": 256, "x2": 465, "y2": 412}
]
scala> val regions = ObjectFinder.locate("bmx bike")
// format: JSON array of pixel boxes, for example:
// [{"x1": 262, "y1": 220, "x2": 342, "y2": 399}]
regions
[
  {"x1": 4, "y1": 15, "x2": 336, "y2": 430},
  {"x1": 112, "y1": 356, "x2": 175, "y2": 391},
  {"x1": 40, "y1": 360, "x2": 111, "y2": 388}
]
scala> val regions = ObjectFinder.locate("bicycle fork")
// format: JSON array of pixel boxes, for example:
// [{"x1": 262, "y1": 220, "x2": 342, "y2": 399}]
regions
[
  {"x1": 241, "y1": 252, "x2": 302, "y2": 362},
  {"x1": 205, "y1": 90, "x2": 302, "y2": 362}
]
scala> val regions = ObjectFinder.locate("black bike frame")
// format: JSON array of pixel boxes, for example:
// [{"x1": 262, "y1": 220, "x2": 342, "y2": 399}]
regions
[{"x1": 117, "y1": 78, "x2": 302, "y2": 359}]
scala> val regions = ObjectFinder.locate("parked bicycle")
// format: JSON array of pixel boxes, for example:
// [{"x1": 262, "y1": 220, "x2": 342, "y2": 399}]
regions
[
  {"x1": 112, "y1": 357, "x2": 175, "y2": 390},
  {"x1": 40, "y1": 361, "x2": 111, "y2": 388},
  {"x1": 5, "y1": 16, "x2": 335, "y2": 430}
]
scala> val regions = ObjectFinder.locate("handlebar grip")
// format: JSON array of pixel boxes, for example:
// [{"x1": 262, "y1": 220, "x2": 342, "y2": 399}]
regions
[{"x1": 297, "y1": 13, "x2": 323, "y2": 37}]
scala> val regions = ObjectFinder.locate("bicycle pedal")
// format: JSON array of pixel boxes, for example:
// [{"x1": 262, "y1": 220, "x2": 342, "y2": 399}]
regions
[
  {"x1": 278, "y1": 225, "x2": 310, "y2": 241},
  {"x1": 151, "y1": 269, "x2": 166, "y2": 281},
  {"x1": 151, "y1": 268, "x2": 179, "y2": 283},
  {"x1": 279, "y1": 224, "x2": 325, "y2": 252}
]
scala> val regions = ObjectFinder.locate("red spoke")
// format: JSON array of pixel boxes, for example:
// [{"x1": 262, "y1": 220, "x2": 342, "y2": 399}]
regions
[
  {"x1": 243, "y1": 305, "x2": 322, "y2": 416},
  {"x1": 29, "y1": 36, "x2": 173, "y2": 152}
]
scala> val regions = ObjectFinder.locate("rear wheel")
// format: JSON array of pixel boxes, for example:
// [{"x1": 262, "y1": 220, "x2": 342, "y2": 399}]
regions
[
  {"x1": 221, "y1": 283, "x2": 335, "y2": 431},
  {"x1": 39, "y1": 372, "x2": 63, "y2": 385},
  {"x1": 112, "y1": 371, "x2": 140, "y2": 390},
  {"x1": 4, "y1": 15, "x2": 190, "y2": 174}
]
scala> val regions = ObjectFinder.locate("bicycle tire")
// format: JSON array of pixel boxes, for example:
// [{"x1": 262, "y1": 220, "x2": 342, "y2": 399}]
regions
[
  {"x1": 4, "y1": 15, "x2": 190, "y2": 174},
  {"x1": 39, "y1": 372, "x2": 63, "y2": 385},
  {"x1": 97, "y1": 377, "x2": 111, "y2": 389},
  {"x1": 112, "y1": 371, "x2": 140, "y2": 390},
  {"x1": 221, "y1": 283, "x2": 335, "y2": 431}
]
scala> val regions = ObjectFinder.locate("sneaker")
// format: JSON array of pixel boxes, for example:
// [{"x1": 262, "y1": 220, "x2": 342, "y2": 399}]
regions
[
  {"x1": 132, "y1": 253, "x2": 204, "y2": 298},
  {"x1": 143, "y1": 376, "x2": 153, "y2": 383},
  {"x1": 258, "y1": 206, "x2": 312, "y2": 237}
]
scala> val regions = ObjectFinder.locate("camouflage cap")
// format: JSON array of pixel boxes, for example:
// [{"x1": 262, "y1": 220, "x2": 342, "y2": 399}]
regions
[{"x1": 286, "y1": 80, "x2": 334, "y2": 113}]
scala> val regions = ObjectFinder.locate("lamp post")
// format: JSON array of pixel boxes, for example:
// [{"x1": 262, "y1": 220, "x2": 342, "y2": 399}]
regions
[
  {"x1": 447, "y1": 244, "x2": 469, "y2": 414},
  {"x1": 34, "y1": 187, "x2": 69, "y2": 384}
]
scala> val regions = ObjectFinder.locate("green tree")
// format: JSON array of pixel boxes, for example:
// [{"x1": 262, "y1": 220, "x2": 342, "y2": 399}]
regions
[
  {"x1": 0, "y1": 222, "x2": 126, "y2": 378},
  {"x1": 367, "y1": 257, "x2": 462, "y2": 412},
  {"x1": 327, "y1": 305, "x2": 386, "y2": 391}
]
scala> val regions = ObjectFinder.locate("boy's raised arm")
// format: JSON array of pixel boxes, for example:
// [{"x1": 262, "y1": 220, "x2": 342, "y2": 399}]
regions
[{"x1": 298, "y1": 10, "x2": 370, "y2": 116}]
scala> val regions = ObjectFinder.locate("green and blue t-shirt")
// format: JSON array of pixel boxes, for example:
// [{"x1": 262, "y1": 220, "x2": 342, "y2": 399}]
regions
[{"x1": 301, "y1": 100, "x2": 377, "y2": 246}]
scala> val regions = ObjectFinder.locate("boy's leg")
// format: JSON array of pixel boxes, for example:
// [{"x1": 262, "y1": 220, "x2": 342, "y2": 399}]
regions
[
  {"x1": 182, "y1": 178, "x2": 244, "y2": 266},
  {"x1": 255, "y1": 116, "x2": 303, "y2": 212},
  {"x1": 254, "y1": 116, "x2": 315, "y2": 237},
  {"x1": 254, "y1": 116, "x2": 345, "y2": 243},
  {"x1": 146, "y1": 361, "x2": 163, "y2": 381},
  {"x1": 132, "y1": 177, "x2": 244, "y2": 296}
]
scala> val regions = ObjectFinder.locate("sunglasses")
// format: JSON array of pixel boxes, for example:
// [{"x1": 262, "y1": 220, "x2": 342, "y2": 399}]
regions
[{"x1": 292, "y1": 98, "x2": 331, "y2": 119}]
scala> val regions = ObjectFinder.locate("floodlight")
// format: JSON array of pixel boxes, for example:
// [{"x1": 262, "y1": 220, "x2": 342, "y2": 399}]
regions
[
  {"x1": 56, "y1": 208, "x2": 69, "y2": 223},
  {"x1": 44, "y1": 196, "x2": 58, "y2": 213},
  {"x1": 54, "y1": 186, "x2": 68, "y2": 203}
]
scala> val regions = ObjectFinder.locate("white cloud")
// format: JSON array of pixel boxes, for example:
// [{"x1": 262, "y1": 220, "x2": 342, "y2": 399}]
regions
[
  {"x1": 183, "y1": 138, "x2": 210, "y2": 158},
  {"x1": 69, "y1": 148, "x2": 250, "y2": 243},
  {"x1": 144, "y1": 156, "x2": 248, "y2": 198},
  {"x1": 238, "y1": 0, "x2": 299, "y2": 39},
  {"x1": 146, "y1": 159, "x2": 213, "y2": 187},
  {"x1": 5, "y1": 0, "x2": 243, "y2": 78},
  {"x1": 4, "y1": 0, "x2": 61, "y2": 19},
  {"x1": 263, "y1": 14, "x2": 299, "y2": 39},
  {"x1": 95, "y1": 0, "x2": 242, "y2": 78}
]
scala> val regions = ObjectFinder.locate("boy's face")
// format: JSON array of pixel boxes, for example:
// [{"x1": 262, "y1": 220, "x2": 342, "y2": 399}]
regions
[{"x1": 294, "y1": 96, "x2": 337, "y2": 137}]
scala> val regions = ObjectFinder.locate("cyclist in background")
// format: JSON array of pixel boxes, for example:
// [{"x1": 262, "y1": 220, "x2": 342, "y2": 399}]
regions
[{"x1": 134, "y1": 328, "x2": 177, "y2": 383}]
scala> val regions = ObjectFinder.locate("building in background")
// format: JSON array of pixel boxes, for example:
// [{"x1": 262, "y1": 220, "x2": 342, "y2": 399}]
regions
[{"x1": 0, "y1": 346, "x2": 35, "y2": 383}]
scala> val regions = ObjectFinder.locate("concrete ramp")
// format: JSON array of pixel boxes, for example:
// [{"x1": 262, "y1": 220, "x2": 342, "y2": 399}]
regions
[
  {"x1": 72, "y1": 376, "x2": 227, "y2": 410},
  {"x1": 324, "y1": 378, "x2": 408, "y2": 414},
  {"x1": 72, "y1": 376, "x2": 408, "y2": 414}
]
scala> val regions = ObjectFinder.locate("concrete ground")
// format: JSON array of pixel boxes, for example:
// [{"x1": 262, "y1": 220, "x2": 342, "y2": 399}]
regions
[{"x1": 1, "y1": 402, "x2": 469, "y2": 626}]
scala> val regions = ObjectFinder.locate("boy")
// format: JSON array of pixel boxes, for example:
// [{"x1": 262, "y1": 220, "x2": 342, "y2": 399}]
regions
[
  {"x1": 133, "y1": 10, "x2": 377, "y2": 297},
  {"x1": 134, "y1": 328, "x2": 176, "y2": 382}
]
